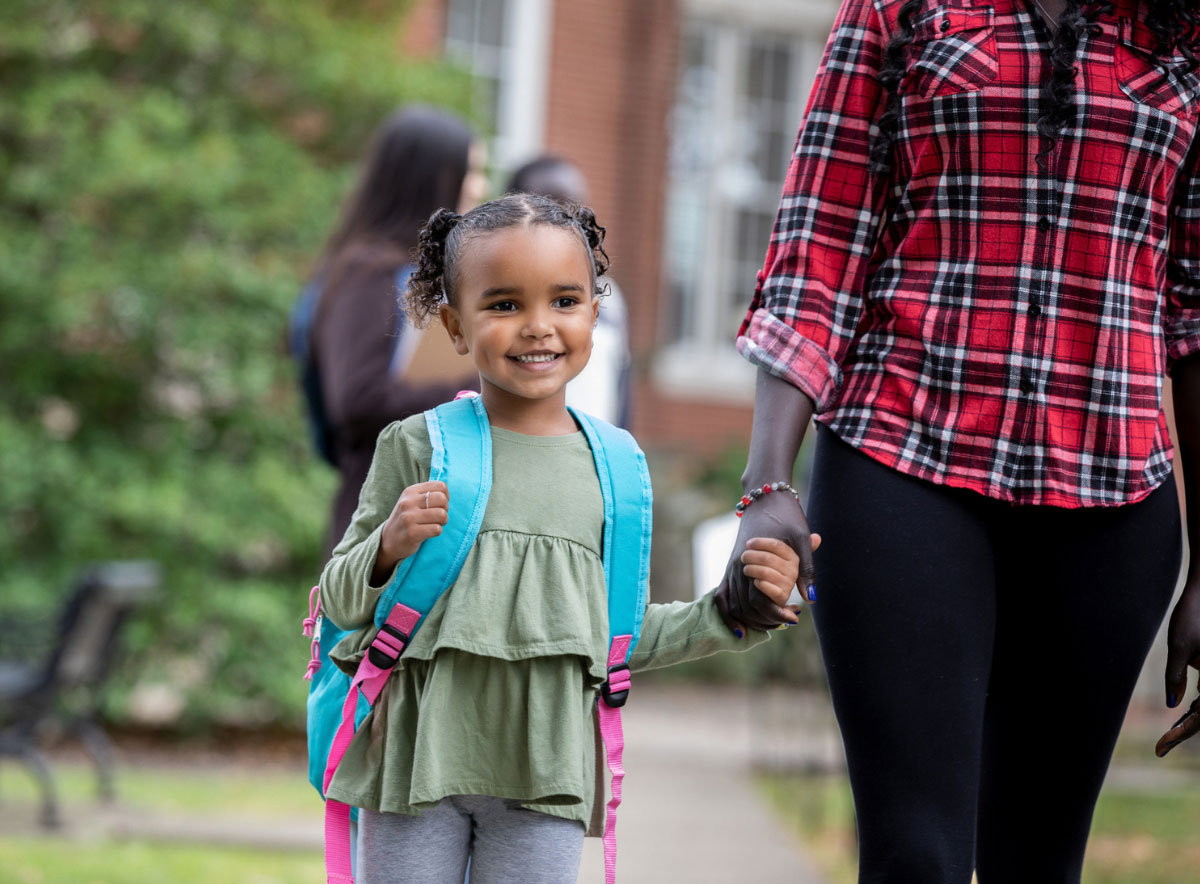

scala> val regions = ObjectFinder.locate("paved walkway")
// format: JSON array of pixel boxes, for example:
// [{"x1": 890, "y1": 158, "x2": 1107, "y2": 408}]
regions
[
  {"x1": 0, "y1": 684, "x2": 831, "y2": 883},
  {"x1": 577, "y1": 683, "x2": 830, "y2": 884}
]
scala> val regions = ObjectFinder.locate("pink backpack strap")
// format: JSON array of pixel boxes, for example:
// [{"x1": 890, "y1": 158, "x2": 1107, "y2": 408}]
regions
[
  {"x1": 322, "y1": 603, "x2": 421, "y2": 884},
  {"x1": 598, "y1": 635, "x2": 633, "y2": 884}
]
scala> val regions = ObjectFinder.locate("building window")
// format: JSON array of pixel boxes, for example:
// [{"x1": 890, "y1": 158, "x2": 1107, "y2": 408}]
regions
[
  {"x1": 443, "y1": 0, "x2": 551, "y2": 175},
  {"x1": 445, "y1": 0, "x2": 510, "y2": 133},
  {"x1": 658, "y1": 18, "x2": 825, "y2": 400}
]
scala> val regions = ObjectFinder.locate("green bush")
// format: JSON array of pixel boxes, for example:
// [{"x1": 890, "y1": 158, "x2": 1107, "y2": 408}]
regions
[{"x1": 0, "y1": 0, "x2": 473, "y2": 731}]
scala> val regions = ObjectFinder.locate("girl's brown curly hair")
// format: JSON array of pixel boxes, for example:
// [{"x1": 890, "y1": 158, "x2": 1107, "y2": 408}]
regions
[{"x1": 405, "y1": 193, "x2": 611, "y2": 328}]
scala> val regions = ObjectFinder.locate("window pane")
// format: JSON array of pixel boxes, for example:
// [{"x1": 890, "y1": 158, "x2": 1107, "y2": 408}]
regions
[
  {"x1": 663, "y1": 18, "x2": 817, "y2": 352},
  {"x1": 445, "y1": 0, "x2": 510, "y2": 131},
  {"x1": 664, "y1": 25, "x2": 718, "y2": 342}
]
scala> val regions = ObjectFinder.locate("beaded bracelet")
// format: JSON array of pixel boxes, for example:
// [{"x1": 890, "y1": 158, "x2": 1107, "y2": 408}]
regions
[{"x1": 735, "y1": 482, "x2": 802, "y2": 517}]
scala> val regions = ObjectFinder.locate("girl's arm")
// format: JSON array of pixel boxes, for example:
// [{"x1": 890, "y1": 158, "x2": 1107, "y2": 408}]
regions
[
  {"x1": 627, "y1": 592, "x2": 773, "y2": 674},
  {"x1": 319, "y1": 420, "x2": 428, "y2": 629},
  {"x1": 631, "y1": 538, "x2": 801, "y2": 672}
]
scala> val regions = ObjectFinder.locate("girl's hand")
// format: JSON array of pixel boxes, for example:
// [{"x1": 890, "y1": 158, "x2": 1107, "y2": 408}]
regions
[
  {"x1": 715, "y1": 486, "x2": 818, "y2": 635},
  {"x1": 372, "y1": 481, "x2": 449, "y2": 585},
  {"x1": 1161, "y1": 578, "x2": 1200, "y2": 754},
  {"x1": 738, "y1": 536, "x2": 813, "y2": 626}
]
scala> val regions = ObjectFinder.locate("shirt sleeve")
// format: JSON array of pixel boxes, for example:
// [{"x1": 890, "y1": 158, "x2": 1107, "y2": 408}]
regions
[
  {"x1": 1165, "y1": 135, "x2": 1200, "y2": 366},
  {"x1": 628, "y1": 591, "x2": 771, "y2": 673},
  {"x1": 319, "y1": 419, "x2": 430, "y2": 630},
  {"x1": 736, "y1": 0, "x2": 891, "y2": 411}
]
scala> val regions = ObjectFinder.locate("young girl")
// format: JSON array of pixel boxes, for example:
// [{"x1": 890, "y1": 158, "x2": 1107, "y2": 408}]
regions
[{"x1": 317, "y1": 193, "x2": 802, "y2": 884}]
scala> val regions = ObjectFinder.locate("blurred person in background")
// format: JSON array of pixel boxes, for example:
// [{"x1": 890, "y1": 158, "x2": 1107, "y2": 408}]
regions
[
  {"x1": 293, "y1": 105, "x2": 487, "y2": 554},
  {"x1": 505, "y1": 156, "x2": 631, "y2": 428}
]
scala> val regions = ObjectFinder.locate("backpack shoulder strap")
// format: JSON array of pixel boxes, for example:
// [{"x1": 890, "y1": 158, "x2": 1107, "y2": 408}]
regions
[
  {"x1": 569, "y1": 407, "x2": 652, "y2": 884},
  {"x1": 374, "y1": 395, "x2": 492, "y2": 631},
  {"x1": 320, "y1": 395, "x2": 490, "y2": 884},
  {"x1": 570, "y1": 408, "x2": 652, "y2": 660}
]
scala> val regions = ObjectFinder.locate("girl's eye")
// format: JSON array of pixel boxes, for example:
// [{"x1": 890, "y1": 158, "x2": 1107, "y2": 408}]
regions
[
  {"x1": 553, "y1": 296, "x2": 581, "y2": 309},
  {"x1": 488, "y1": 300, "x2": 517, "y2": 312}
]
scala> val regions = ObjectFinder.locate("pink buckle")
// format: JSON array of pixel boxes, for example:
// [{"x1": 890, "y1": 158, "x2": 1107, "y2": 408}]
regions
[{"x1": 601, "y1": 663, "x2": 631, "y2": 708}]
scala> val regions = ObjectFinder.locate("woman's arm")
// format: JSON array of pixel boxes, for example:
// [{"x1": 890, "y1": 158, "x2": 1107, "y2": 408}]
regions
[
  {"x1": 1165, "y1": 356, "x2": 1200, "y2": 714},
  {"x1": 717, "y1": 372, "x2": 817, "y2": 632},
  {"x1": 721, "y1": 0, "x2": 891, "y2": 630},
  {"x1": 1161, "y1": 126, "x2": 1200, "y2": 731}
]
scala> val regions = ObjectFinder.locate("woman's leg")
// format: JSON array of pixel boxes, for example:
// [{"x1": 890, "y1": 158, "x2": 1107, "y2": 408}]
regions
[
  {"x1": 975, "y1": 480, "x2": 1181, "y2": 882},
  {"x1": 357, "y1": 801, "x2": 471, "y2": 884},
  {"x1": 808, "y1": 428, "x2": 997, "y2": 884},
  {"x1": 461, "y1": 796, "x2": 585, "y2": 884}
]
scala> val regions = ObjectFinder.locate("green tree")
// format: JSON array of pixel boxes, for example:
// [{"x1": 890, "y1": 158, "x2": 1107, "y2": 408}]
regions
[{"x1": 0, "y1": 0, "x2": 474, "y2": 730}]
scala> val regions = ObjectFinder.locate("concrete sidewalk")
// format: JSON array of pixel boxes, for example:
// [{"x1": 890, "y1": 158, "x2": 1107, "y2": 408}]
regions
[
  {"x1": 577, "y1": 682, "x2": 829, "y2": 884},
  {"x1": 0, "y1": 684, "x2": 832, "y2": 883}
]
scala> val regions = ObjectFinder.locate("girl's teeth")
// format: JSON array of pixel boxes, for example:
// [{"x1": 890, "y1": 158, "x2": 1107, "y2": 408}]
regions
[{"x1": 516, "y1": 354, "x2": 557, "y2": 363}]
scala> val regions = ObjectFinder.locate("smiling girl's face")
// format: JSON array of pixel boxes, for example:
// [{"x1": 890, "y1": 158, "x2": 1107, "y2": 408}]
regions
[{"x1": 439, "y1": 223, "x2": 599, "y2": 434}]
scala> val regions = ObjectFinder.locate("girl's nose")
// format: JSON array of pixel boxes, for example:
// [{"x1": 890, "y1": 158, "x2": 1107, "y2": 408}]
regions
[{"x1": 521, "y1": 307, "x2": 553, "y2": 338}]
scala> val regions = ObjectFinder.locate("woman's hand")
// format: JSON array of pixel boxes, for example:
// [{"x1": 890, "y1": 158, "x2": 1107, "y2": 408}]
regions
[
  {"x1": 1160, "y1": 578, "x2": 1200, "y2": 754},
  {"x1": 715, "y1": 489, "x2": 820, "y2": 635},
  {"x1": 371, "y1": 481, "x2": 449, "y2": 585}
]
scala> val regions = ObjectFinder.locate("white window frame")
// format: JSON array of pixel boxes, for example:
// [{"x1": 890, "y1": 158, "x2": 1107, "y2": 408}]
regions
[
  {"x1": 444, "y1": 0, "x2": 553, "y2": 176},
  {"x1": 654, "y1": 0, "x2": 837, "y2": 403}
]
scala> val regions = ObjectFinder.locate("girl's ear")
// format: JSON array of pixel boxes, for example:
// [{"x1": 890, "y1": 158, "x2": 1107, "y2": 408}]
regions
[
  {"x1": 440, "y1": 304, "x2": 469, "y2": 355},
  {"x1": 591, "y1": 293, "x2": 600, "y2": 328}
]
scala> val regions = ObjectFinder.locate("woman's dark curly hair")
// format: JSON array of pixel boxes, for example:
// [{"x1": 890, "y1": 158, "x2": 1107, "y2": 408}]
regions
[
  {"x1": 405, "y1": 193, "x2": 610, "y2": 328},
  {"x1": 870, "y1": 0, "x2": 1200, "y2": 175}
]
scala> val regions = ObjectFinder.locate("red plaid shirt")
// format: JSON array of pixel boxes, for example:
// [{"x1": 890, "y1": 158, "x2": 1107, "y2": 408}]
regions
[{"x1": 738, "y1": 0, "x2": 1200, "y2": 506}]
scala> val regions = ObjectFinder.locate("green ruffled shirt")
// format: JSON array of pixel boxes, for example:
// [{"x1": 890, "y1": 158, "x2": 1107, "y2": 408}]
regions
[{"x1": 318, "y1": 415, "x2": 768, "y2": 833}]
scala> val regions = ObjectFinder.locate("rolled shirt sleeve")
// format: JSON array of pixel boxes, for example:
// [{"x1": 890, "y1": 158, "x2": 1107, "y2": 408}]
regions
[{"x1": 737, "y1": 0, "x2": 891, "y2": 411}]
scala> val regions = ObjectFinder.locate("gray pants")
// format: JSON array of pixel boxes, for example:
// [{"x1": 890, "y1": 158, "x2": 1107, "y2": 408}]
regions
[{"x1": 357, "y1": 795, "x2": 585, "y2": 884}]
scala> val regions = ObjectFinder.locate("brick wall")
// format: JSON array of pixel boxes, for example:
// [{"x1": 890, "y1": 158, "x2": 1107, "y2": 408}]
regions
[
  {"x1": 399, "y1": 0, "x2": 445, "y2": 59},
  {"x1": 401, "y1": 0, "x2": 753, "y2": 459}
]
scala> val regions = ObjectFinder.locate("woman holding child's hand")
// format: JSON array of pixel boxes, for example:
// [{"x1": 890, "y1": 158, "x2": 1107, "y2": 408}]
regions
[{"x1": 719, "y1": 0, "x2": 1200, "y2": 877}]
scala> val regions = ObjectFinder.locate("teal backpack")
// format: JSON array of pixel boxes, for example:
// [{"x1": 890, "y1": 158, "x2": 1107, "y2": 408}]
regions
[{"x1": 301, "y1": 395, "x2": 652, "y2": 884}]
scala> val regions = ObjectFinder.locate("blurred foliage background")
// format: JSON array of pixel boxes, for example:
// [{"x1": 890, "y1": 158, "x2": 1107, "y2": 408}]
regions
[{"x1": 0, "y1": 0, "x2": 473, "y2": 733}]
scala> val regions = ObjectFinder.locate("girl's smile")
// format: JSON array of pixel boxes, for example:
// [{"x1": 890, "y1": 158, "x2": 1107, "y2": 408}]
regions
[{"x1": 439, "y1": 223, "x2": 598, "y2": 433}]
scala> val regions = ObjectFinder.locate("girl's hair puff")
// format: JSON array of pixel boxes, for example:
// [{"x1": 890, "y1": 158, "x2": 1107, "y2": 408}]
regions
[{"x1": 405, "y1": 193, "x2": 610, "y2": 328}]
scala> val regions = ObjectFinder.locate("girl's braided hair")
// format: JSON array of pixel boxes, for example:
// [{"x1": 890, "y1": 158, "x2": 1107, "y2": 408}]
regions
[
  {"x1": 405, "y1": 193, "x2": 610, "y2": 328},
  {"x1": 870, "y1": 0, "x2": 1200, "y2": 175}
]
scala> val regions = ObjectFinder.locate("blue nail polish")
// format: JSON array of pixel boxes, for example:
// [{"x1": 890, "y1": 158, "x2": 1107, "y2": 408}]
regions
[
  {"x1": 1169, "y1": 693, "x2": 1178, "y2": 708},
  {"x1": 734, "y1": 629, "x2": 744, "y2": 639},
  {"x1": 807, "y1": 585, "x2": 817, "y2": 602}
]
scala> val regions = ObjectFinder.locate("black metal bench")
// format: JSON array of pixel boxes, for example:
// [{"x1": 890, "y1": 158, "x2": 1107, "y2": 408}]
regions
[{"x1": 0, "y1": 561, "x2": 159, "y2": 827}]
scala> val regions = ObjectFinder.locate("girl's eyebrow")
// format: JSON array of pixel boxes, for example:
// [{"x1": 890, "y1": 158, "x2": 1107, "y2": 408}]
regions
[
  {"x1": 479, "y1": 286, "x2": 520, "y2": 299},
  {"x1": 554, "y1": 283, "x2": 586, "y2": 292}
]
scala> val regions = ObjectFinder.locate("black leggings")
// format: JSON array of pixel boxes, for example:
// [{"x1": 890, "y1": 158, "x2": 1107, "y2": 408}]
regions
[{"x1": 807, "y1": 427, "x2": 1181, "y2": 884}]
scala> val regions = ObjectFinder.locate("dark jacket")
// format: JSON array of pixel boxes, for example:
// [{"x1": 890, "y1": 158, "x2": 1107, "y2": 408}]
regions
[{"x1": 313, "y1": 260, "x2": 473, "y2": 554}]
